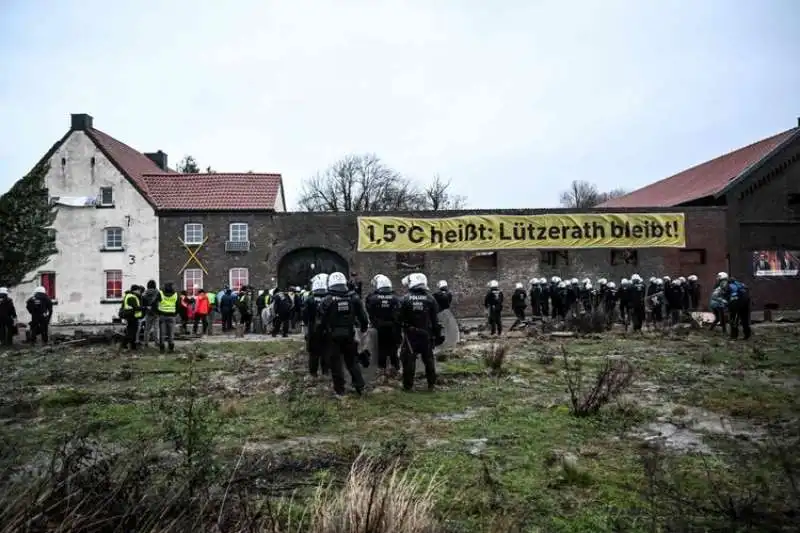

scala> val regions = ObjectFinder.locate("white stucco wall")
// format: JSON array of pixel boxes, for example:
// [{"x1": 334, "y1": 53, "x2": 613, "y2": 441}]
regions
[
  {"x1": 273, "y1": 183, "x2": 286, "y2": 212},
  {"x1": 12, "y1": 131, "x2": 160, "y2": 324}
]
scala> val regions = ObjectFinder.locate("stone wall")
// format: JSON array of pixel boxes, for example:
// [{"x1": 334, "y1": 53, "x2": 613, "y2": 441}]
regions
[{"x1": 159, "y1": 207, "x2": 728, "y2": 316}]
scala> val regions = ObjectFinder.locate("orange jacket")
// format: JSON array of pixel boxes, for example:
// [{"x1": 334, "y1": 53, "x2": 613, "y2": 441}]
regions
[{"x1": 195, "y1": 294, "x2": 210, "y2": 315}]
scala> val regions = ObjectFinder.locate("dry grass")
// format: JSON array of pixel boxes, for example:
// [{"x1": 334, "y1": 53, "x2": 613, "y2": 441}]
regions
[{"x1": 481, "y1": 343, "x2": 509, "y2": 375}]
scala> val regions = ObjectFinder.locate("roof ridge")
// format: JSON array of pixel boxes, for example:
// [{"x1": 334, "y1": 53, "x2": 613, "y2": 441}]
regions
[{"x1": 143, "y1": 172, "x2": 282, "y2": 177}]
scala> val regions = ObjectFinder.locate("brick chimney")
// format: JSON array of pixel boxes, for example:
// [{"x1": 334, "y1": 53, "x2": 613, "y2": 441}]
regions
[
  {"x1": 145, "y1": 151, "x2": 168, "y2": 171},
  {"x1": 70, "y1": 113, "x2": 93, "y2": 131}
]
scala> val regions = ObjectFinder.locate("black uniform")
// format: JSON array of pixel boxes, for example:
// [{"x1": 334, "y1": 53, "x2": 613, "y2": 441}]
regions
[
  {"x1": 687, "y1": 280, "x2": 701, "y2": 310},
  {"x1": 530, "y1": 283, "x2": 542, "y2": 317},
  {"x1": 603, "y1": 287, "x2": 618, "y2": 328},
  {"x1": 723, "y1": 279, "x2": 751, "y2": 340},
  {"x1": 484, "y1": 287, "x2": 504, "y2": 335},
  {"x1": 271, "y1": 290, "x2": 293, "y2": 337},
  {"x1": 432, "y1": 288, "x2": 452, "y2": 312},
  {"x1": 26, "y1": 291, "x2": 53, "y2": 344},
  {"x1": 0, "y1": 293, "x2": 17, "y2": 346},
  {"x1": 665, "y1": 283, "x2": 683, "y2": 324},
  {"x1": 510, "y1": 288, "x2": 527, "y2": 330},
  {"x1": 618, "y1": 284, "x2": 630, "y2": 327},
  {"x1": 366, "y1": 287, "x2": 401, "y2": 372},
  {"x1": 399, "y1": 287, "x2": 442, "y2": 391},
  {"x1": 319, "y1": 285, "x2": 368, "y2": 396},
  {"x1": 303, "y1": 290, "x2": 330, "y2": 376},
  {"x1": 630, "y1": 282, "x2": 646, "y2": 331}
]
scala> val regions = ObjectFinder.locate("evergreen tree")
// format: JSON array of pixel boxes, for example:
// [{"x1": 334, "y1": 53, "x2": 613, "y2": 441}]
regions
[
  {"x1": 177, "y1": 155, "x2": 200, "y2": 173},
  {"x1": 0, "y1": 162, "x2": 58, "y2": 287}
]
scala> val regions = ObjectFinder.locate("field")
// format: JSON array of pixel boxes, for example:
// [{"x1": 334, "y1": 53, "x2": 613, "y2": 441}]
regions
[{"x1": 1, "y1": 324, "x2": 799, "y2": 532}]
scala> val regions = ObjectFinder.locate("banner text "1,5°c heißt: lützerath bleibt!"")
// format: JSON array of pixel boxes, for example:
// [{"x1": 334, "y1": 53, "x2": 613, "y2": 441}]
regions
[{"x1": 356, "y1": 213, "x2": 686, "y2": 252}]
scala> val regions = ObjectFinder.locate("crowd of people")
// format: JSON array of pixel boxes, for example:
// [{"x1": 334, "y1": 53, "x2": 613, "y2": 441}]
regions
[{"x1": 0, "y1": 269, "x2": 752, "y2": 396}]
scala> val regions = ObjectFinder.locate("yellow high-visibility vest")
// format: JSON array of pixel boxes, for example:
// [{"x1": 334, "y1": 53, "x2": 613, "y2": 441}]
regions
[
  {"x1": 158, "y1": 291, "x2": 178, "y2": 314},
  {"x1": 123, "y1": 293, "x2": 143, "y2": 319}
]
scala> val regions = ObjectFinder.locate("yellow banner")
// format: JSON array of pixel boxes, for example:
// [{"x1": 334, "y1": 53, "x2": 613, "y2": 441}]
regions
[{"x1": 357, "y1": 213, "x2": 686, "y2": 251}]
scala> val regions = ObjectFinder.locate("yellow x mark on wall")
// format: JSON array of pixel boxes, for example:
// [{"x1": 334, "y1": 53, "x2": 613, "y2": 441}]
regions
[{"x1": 178, "y1": 236, "x2": 209, "y2": 275}]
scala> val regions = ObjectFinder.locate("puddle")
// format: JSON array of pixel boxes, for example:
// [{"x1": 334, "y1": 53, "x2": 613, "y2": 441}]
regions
[
  {"x1": 465, "y1": 438, "x2": 488, "y2": 455},
  {"x1": 435, "y1": 407, "x2": 486, "y2": 422}
]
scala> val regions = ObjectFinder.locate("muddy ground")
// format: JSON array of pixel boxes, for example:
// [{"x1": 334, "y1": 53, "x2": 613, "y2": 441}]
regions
[{"x1": 1, "y1": 324, "x2": 799, "y2": 532}]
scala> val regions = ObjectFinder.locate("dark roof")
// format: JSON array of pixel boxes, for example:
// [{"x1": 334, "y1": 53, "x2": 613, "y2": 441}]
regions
[
  {"x1": 142, "y1": 173, "x2": 282, "y2": 211},
  {"x1": 52, "y1": 117, "x2": 282, "y2": 212},
  {"x1": 599, "y1": 127, "x2": 799, "y2": 208}
]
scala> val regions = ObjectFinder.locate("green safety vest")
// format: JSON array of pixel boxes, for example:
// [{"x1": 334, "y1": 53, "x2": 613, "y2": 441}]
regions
[
  {"x1": 158, "y1": 291, "x2": 178, "y2": 314},
  {"x1": 123, "y1": 293, "x2": 143, "y2": 319},
  {"x1": 208, "y1": 292, "x2": 216, "y2": 305}
]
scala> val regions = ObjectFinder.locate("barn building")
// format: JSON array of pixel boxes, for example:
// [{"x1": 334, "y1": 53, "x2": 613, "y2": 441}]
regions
[{"x1": 601, "y1": 117, "x2": 800, "y2": 311}]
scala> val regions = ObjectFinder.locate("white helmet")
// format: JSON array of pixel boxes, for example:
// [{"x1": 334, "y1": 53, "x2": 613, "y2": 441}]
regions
[
  {"x1": 654, "y1": 278, "x2": 663, "y2": 285},
  {"x1": 598, "y1": 278, "x2": 607, "y2": 285},
  {"x1": 515, "y1": 282, "x2": 523, "y2": 289},
  {"x1": 409, "y1": 273, "x2": 428, "y2": 289},
  {"x1": 607, "y1": 281, "x2": 616, "y2": 289},
  {"x1": 438, "y1": 280, "x2": 448, "y2": 289},
  {"x1": 631, "y1": 274, "x2": 642, "y2": 283},
  {"x1": 557, "y1": 281, "x2": 567, "y2": 288},
  {"x1": 688, "y1": 274, "x2": 698, "y2": 282},
  {"x1": 0, "y1": 287, "x2": 7, "y2": 295},
  {"x1": 370, "y1": 274, "x2": 381, "y2": 288},
  {"x1": 374, "y1": 274, "x2": 392, "y2": 290},
  {"x1": 620, "y1": 278, "x2": 630, "y2": 286},
  {"x1": 678, "y1": 276, "x2": 686, "y2": 283},
  {"x1": 663, "y1": 276, "x2": 671, "y2": 282},
  {"x1": 34, "y1": 286, "x2": 46, "y2": 294},
  {"x1": 327, "y1": 272, "x2": 347, "y2": 288},
  {"x1": 585, "y1": 282, "x2": 593, "y2": 290},
  {"x1": 316, "y1": 273, "x2": 328, "y2": 288},
  {"x1": 311, "y1": 276, "x2": 327, "y2": 292},
  {"x1": 717, "y1": 272, "x2": 728, "y2": 280},
  {"x1": 529, "y1": 278, "x2": 537, "y2": 286},
  {"x1": 488, "y1": 280, "x2": 499, "y2": 288},
  {"x1": 551, "y1": 276, "x2": 560, "y2": 283},
  {"x1": 571, "y1": 278, "x2": 579, "y2": 285},
  {"x1": 672, "y1": 278, "x2": 681, "y2": 285},
  {"x1": 401, "y1": 275, "x2": 410, "y2": 288},
  {"x1": 648, "y1": 277, "x2": 657, "y2": 283}
]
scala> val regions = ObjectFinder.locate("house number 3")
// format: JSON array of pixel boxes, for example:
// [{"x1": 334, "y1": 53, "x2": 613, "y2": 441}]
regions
[{"x1": 128, "y1": 254, "x2": 136, "y2": 265}]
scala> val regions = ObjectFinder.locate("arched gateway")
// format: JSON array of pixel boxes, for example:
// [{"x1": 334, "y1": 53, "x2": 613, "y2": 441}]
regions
[{"x1": 277, "y1": 247, "x2": 349, "y2": 289}]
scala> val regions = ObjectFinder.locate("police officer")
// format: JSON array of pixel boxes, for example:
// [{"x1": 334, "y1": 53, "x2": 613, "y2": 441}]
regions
[
  {"x1": 271, "y1": 287, "x2": 293, "y2": 337},
  {"x1": 120, "y1": 285, "x2": 144, "y2": 350},
  {"x1": 618, "y1": 278, "x2": 631, "y2": 328},
  {"x1": 687, "y1": 274, "x2": 701, "y2": 310},
  {"x1": 433, "y1": 280, "x2": 452, "y2": 311},
  {"x1": 26, "y1": 286, "x2": 53, "y2": 345},
  {"x1": 303, "y1": 274, "x2": 330, "y2": 378},
  {"x1": 365, "y1": 274, "x2": 401, "y2": 376},
  {"x1": 510, "y1": 282, "x2": 527, "y2": 330},
  {"x1": 719, "y1": 272, "x2": 751, "y2": 340},
  {"x1": 604, "y1": 281, "x2": 618, "y2": 329},
  {"x1": 629, "y1": 274, "x2": 646, "y2": 331},
  {"x1": 484, "y1": 280, "x2": 504, "y2": 335},
  {"x1": 0, "y1": 287, "x2": 17, "y2": 346},
  {"x1": 319, "y1": 272, "x2": 368, "y2": 397},
  {"x1": 399, "y1": 273, "x2": 443, "y2": 392}
]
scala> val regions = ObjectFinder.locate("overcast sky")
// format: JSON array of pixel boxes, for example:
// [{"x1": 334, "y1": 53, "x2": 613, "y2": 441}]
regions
[{"x1": 0, "y1": 0, "x2": 797, "y2": 208}]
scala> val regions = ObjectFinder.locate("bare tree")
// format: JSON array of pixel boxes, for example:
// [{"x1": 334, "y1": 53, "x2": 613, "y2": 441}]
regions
[
  {"x1": 559, "y1": 180, "x2": 629, "y2": 208},
  {"x1": 297, "y1": 154, "x2": 468, "y2": 212},
  {"x1": 176, "y1": 155, "x2": 200, "y2": 173},
  {"x1": 423, "y1": 174, "x2": 467, "y2": 210}
]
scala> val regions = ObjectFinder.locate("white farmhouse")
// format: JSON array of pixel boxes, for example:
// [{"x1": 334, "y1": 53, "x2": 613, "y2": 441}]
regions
[{"x1": 12, "y1": 113, "x2": 170, "y2": 324}]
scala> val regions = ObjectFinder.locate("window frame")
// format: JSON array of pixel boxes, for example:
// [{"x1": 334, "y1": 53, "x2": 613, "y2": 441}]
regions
[
  {"x1": 184, "y1": 223, "x2": 204, "y2": 245},
  {"x1": 99, "y1": 187, "x2": 114, "y2": 206},
  {"x1": 679, "y1": 248, "x2": 707, "y2": 266},
  {"x1": 229, "y1": 222, "x2": 249, "y2": 242},
  {"x1": 104, "y1": 227, "x2": 124, "y2": 250},
  {"x1": 183, "y1": 268, "x2": 204, "y2": 296},
  {"x1": 467, "y1": 251, "x2": 498, "y2": 271},
  {"x1": 104, "y1": 270, "x2": 123, "y2": 300},
  {"x1": 229, "y1": 267, "x2": 250, "y2": 291}
]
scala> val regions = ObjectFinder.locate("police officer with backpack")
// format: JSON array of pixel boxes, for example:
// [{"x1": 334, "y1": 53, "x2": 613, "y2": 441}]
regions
[
  {"x1": 399, "y1": 273, "x2": 443, "y2": 392},
  {"x1": 318, "y1": 272, "x2": 369, "y2": 397},
  {"x1": 120, "y1": 285, "x2": 143, "y2": 350},
  {"x1": 717, "y1": 272, "x2": 751, "y2": 340},
  {"x1": 271, "y1": 287, "x2": 293, "y2": 337},
  {"x1": 303, "y1": 273, "x2": 330, "y2": 378}
]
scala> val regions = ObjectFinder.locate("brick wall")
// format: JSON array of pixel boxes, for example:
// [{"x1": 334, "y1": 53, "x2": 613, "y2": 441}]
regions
[
  {"x1": 158, "y1": 207, "x2": 727, "y2": 316},
  {"x1": 725, "y1": 138, "x2": 800, "y2": 309}
]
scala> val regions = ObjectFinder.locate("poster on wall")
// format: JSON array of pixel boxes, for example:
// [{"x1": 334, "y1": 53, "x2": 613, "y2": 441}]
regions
[{"x1": 752, "y1": 250, "x2": 800, "y2": 277}]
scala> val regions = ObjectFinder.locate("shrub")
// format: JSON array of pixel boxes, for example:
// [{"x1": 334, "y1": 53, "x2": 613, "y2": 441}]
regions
[
  {"x1": 561, "y1": 346, "x2": 634, "y2": 417},
  {"x1": 481, "y1": 343, "x2": 509, "y2": 376}
]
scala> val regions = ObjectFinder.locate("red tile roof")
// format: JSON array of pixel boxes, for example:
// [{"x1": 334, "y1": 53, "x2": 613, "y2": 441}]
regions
[
  {"x1": 599, "y1": 127, "x2": 799, "y2": 208},
  {"x1": 141, "y1": 173, "x2": 282, "y2": 211},
  {"x1": 84, "y1": 127, "x2": 282, "y2": 211}
]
